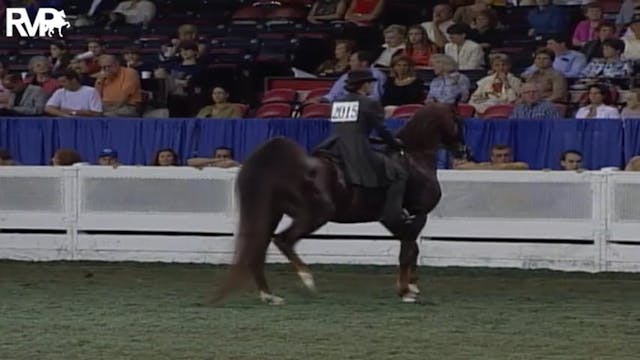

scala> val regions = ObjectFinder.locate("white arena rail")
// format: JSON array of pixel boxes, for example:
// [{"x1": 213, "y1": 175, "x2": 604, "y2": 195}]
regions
[{"x1": 0, "y1": 166, "x2": 638, "y2": 272}]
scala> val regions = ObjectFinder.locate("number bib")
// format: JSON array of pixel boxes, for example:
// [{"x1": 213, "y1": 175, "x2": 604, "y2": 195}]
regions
[{"x1": 330, "y1": 101, "x2": 359, "y2": 123}]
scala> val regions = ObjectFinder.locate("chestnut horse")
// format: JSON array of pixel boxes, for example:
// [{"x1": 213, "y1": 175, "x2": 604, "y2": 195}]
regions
[{"x1": 212, "y1": 103, "x2": 467, "y2": 304}]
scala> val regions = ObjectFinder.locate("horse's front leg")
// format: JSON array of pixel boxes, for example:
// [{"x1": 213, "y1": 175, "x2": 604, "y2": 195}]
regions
[{"x1": 397, "y1": 240, "x2": 419, "y2": 302}]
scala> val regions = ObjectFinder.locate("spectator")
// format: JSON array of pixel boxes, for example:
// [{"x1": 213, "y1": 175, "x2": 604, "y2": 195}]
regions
[
  {"x1": 51, "y1": 148, "x2": 82, "y2": 166},
  {"x1": 467, "y1": 9, "x2": 502, "y2": 52},
  {"x1": 323, "y1": 51, "x2": 386, "y2": 102},
  {"x1": 559, "y1": 150, "x2": 583, "y2": 171},
  {"x1": 575, "y1": 84, "x2": 620, "y2": 119},
  {"x1": 97, "y1": 148, "x2": 119, "y2": 166},
  {"x1": 625, "y1": 155, "x2": 640, "y2": 171},
  {"x1": 572, "y1": 3, "x2": 603, "y2": 48},
  {"x1": 122, "y1": 46, "x2": 154, "y2": 73},
  {"x1": 107, "y1": 0, "x2": 156, "y2": 29},
  {"x1": 420, "y1": 3, "x2": 455, "y2": 49},
  {"x1": 44, "y1": 70, "x2": 103, "y2": 117},
  {"x1": 72, "y1": 0, "x2": 118, "y2": 27},
  {"x1": 0, "y1": 148, "x2": 17, "y2": 166},
  {"x1": 621, "y1": 88, "x2": 640, "y2": 118},
  {"x1": 49, "y1": 41, "x2": 72, "y2": 73},
  {"x1": 580, "y1": 39, "x2": 632, "y2": 79},
  {"x1": 94, "y1": 54, "x2": 142, "y2": 117},
  {"x1": 521, "y1": 48, "x2": 567, "y2": 103},
  {"x1": 425, "y1": 54, "x2": 471, "y2": 104},
  {"x1": 152, "y1": 148, "x2": 179, "y2": 166},
  {"x1": 24, "y1": 55, "x2": 59, "y2": 97},
  {"x1": 510, "y1": 82, "x2": 560, "y2": 119},
  {"x1": 374, "y1": 25, "x2": 407, "y2": 68},
  {"x1": 581, "y1": 22, "x2": 616, "y2": 61},
  {"x1": 622, "y1": 17, "x2": 640, "y2": 60},
  {"x1": 403, "y1": 25, "x2": 437, "y2": 68},
  {"x1": 469, "y1": 53, "x2": 521, "y2": 114},
  {"x1": 196, "y1": 86, "x2": 242, "y2": 119},
  {"x1": 381, "y1": 56, "x2": 425, "y2": 106},
  {"x1": 453, "y1": 0, "x2": 495, "y2": 27},
  {"x1": 69, "y1": 58, "x2": 98, "y2": 87},
  {"x1": 444, "y1": 23, "x2": 485, "y2": 70},
  {"x1": 0, "y1": 59, "x2": 8, "y2": 105},
  {"x1": 544, "y1": 35, "x2": 587, "y2": 78},
  {"x1": 344, "y1": 0, "x2": 385, "y2": 27},
  {"x1": 160, "y1": 24, "x2": 208, "y2": 61},
  {"x1": 527, "y1": 0, "x2": 567, "y2": 37},
  {"x1": 316, "y1": 39, "x2": 354, "y2": 77},
  {"x1": 452, "y1": 144, "x2": 529, "y2": 170},
  {"x1": 187, "y1": 147, "x2": 241, "y2": 169},
  {"x1": 616, "y1": 0, "x2": 640, "y2": 32},
  {"x1": 0, "y1": 73, "x2": 47, "y2": 116},
  {"x1": 76, "y1": 39, "x2": 105, "y2": 75},
  {"x1": 307, "y1": 0, "x2": 347, "y2": 24}
]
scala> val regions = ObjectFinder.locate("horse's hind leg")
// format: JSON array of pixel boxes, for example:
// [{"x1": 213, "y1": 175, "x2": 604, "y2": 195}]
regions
[{"x1": 255, "y1": 215, "x2": 286, "y2": 305}]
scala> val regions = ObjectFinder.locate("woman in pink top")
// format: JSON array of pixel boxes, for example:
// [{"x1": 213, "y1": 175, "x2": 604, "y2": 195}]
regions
[
  {"x1": 344, "y1": 0, "x2": 384, "y2": 27},
  {"x1": 403, "y1": 25, "x2": 437, "y2": 68},
  {"x1": 572, "y1": 3, "x2": 602, "y2": 47},
  {"x1": 24, "y1": 56, "x2": 59, "y2": 97}
]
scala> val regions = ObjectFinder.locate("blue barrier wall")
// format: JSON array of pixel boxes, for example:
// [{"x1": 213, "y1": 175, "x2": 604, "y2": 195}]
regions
[{"x1": 0, "y1": 117, "x2": 636, "y2": 169}]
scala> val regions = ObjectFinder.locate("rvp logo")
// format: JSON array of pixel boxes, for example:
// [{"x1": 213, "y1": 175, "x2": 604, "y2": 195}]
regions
[{"x1": 5, "y1": 8, "x2": 70, "y2": 38}]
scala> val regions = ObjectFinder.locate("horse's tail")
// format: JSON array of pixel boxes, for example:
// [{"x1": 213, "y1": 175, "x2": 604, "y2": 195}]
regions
[{"x1": 210, "y1": 137, "x2": 310, "y2": 303}]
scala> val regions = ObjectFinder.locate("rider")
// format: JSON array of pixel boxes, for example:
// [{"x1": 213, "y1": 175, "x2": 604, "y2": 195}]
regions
[{"x1": 315, "y1": 69, "x2": 414, "y2": 229}]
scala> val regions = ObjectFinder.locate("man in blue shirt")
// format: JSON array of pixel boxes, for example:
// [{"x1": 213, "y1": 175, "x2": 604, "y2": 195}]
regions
[
  {"x1": 527, "y1": 0, "x2": 567, "y2": 37},
  {"x1": 510, "y1": 82, "x2": 561, "y2": 119},
  {"x1": 542, "y1": 35, "x2": 587, "y2": 78},
  {"x1": 322, "y1": 51, "x2": 386, "y2": 102}
]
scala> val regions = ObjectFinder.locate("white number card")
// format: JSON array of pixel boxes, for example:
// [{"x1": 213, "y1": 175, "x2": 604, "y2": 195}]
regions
[{"x1": 330, "y1": 101, "x2": 359, "y2": 122}]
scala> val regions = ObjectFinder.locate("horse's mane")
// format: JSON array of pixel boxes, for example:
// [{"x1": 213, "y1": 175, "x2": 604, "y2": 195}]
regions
[{"x1": 396, "y1": 103, "x2": 455, "y2": 152}]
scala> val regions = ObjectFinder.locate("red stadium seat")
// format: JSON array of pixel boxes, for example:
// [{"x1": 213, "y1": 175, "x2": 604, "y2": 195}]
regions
[
  {"x1": 265, "y1": 6, "x2": 307, "y2": 22},
  {"x1": 456, "y1": 103, "x2": 475, "y2": 118},
  {"x1": 301, "y1": 87, "x2": 330, "y2": 104},
  {"x1": 255, "y1": 103, "x2": 293, "y2": 118},
  {"x1": 231, "y1": 6, "x2": 267, "y2": 22},
  {"x1": 300, "y1": 103, "x2": 331, "y2": 118},
  {"x1": 261, "y1": 88, "x2": 298, "y2": 104},
  {"x1": 390, "y1": 104, "x2": 424, "y2": 119},
  {"x1": 480, "y1": 104, "x2": 514, "y2": 119}
]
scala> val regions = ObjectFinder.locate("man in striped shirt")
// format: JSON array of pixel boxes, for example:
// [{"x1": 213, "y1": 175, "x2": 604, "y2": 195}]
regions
[{"x1": 510, "y1": 82, "x2": 561, "y2": 119}]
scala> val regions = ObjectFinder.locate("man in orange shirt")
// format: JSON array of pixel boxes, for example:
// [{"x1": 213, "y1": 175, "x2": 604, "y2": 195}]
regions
[{"x1": 94, "y1": 54, "x2": 142, "y2": 117}]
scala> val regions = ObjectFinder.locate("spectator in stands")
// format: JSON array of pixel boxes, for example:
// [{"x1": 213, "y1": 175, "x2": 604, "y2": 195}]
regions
[
  {"x1": 152, "y1": 148, "x2": 179, "y2": 166},
  {"x1": 575, "y1": 84, "x2": 620, "y2": 119},
  {"x1": 94, "y1": 54, "x2": 142, "y2": 117},
  {"x1": 161, "y1": 24, "x2": 208, "y2": 62},
  {"x1": 559, "y1": 150, "x2": 583, "y2": 171},
  {"x1": 49, "y1": 41, "x2": 72, "y2": 74},
  {"x1": 69, "y1": 58, "x2": 98, "y2": 87},
  {"x1": 452, "y1": 144, "x2": 529, "y2": 170},
  {"x1": 453, "y1": 0, "x2": 495, "y2": 27},
  {"x1": 421, "y1": 3, "x2": 455, "y2": 49},
  {"x1": 467, "y1": 9, "x2": 502, "y2": 52},
  {"x1": 0, "y1": 148, "x2": 17, "y2": 166},
  {"x1": 381, "y1": 56, "x2": 424, "y2": 106},
  {"x1": 51, "y1": 148, "x2": 82, "y2": 166},
  {"x1": 425, "y1": 54, "x2": 471, "y2": 104},
  {"x1": 622, "y1": 17, "x2": 640, "y2": 60},
  {"x1": 76, "y1": 39, "x2": 105, "y2": 75},
  {"x1": 323, "y1": 51, "x2": 385, "y2": 102},
  {"x1": 307, "y1": 0, "x2": 347, "y2": 24},
  {"x1": 403, "y1": 25, "x2": 437, "y2": 68},
  {"x1": 520, "y1": 48, "x2": 567, "y2": 103},
  {"x1": 196, "y1": 86, "x2": 242, "y2": 119},
  {"x1": 44, "y1": 70, "x2": 103, "y2": 117},
  {"x1": 97, "y1": 148, "x2": 119, "y2": 166},
  {"x1": 0, "y1": 73, "x2": 47, "y2": 116},
  {"x1": 444, "y1": 23, "x2": 485, "y2": 70},
  {"x1": 374, "y1": 25, "x2": 407, "y2": 68},
  {"x1": 0, "y1": 60, "x2": 8, "y2": 106},
  {"x1": 187, "y1": 147, "x2": 240, "y2": 169},
  {"x1": 621, "y1": 88, "x2": 640, "y2": 118},
  {"x1": 572, "y1": 3, "x2": 603, "y2": 48},
  {"x1": 469, "y1": 53, "x2": 521, "y2": 114},
  {"x1": 73, "y1": 0, "x2": 118, "y2": 27},
  {"x1": 316, "y1": 39, "x2": 354, "y2": 77},
  {"x1": 625, "y1": 155, "x2": 640, "y2": 171},
  {"x1": 616, "y1": 0, "x2": 640, "y2": 33},
  {"x1": 344, "y1": 0, "x2": 385, "y2": 27},
  {"x1": 544, "y1": 35, "x2": 587, "y2": 78},
  {"x1": 510, "y1": 82, "x2": 560, "y2": 119},
  {"x1": 581, "y1": 23, "x2": 616, "y2": 61},
  {"x1": 580, "y1": 39, "x2": 632, "y2": 79},
  {"x1": 122, "y1": 46, "x2": 154, "y2": 74},
  {"x1": 24, "y1": 56, "x2": 59, "y2": 97},
  {"x1": 527, "y1": 0, "x2": 567, "y2": 37},
  {"x1": 106, "y1": 0, "x2": 156, "y2": 29}
]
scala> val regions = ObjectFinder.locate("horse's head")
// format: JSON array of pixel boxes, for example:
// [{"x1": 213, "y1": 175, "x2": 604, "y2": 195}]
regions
[{"x1": 396, "y1": 103, "x2": 471, "y2": 160}]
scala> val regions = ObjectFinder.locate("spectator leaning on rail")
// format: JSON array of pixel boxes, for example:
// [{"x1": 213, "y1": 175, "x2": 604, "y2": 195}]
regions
[
  {"x1": 97, "y1": 148, "x2": 120, "y2": 167},
  {"x1": 510, "y1": 82, "x2": 560, "y2": 119},
  {"x1": 187, "y1": 147, "x2": 241, "y2": 169},
  {"x1": 559, "y1": 150, "x2": 584, "y2": 171},
  {"x1": 45, "y1": 70, "x2": 103, "y2": 117},
  {"x1": 323, "y1": 51, "x2": 386, "y2": 102},
  {"x1": 0, "y1": 148, "x2": 17, "y2": 166},
  {"x1": 451, "y1": 144, "x2": 529, "y2": 170},
  {"x1": 0, "y1": 73, "x2": 47, "y2": 116}
]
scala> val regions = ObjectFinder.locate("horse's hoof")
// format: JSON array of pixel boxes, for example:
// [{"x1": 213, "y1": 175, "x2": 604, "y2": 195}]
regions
[
  {"x1": 259, "y1": 291, "x2": 286, "y2": 306},
  {"x1": 408, "y1": 283, "x2": 420, "y2": 295},
  {"x1": 401, "y1": 292, "x2": 418, "y2": 303},
  {"x1": 298, "y1": 271, "x2": 316, "y2": 292}
]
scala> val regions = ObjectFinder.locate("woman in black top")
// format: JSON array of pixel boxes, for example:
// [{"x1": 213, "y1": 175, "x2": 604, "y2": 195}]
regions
[
  {"x1": 467, "y1": 10, "x2": 503, "y2": 52},
  {"x1": 381, "y1": 55, "x2": 425, "y2": 106}
]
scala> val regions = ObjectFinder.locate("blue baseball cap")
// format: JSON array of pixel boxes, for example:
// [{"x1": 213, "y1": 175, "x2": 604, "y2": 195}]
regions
[{"x1": 98, "y1": 148, "x2": 118, "y2": 158}]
